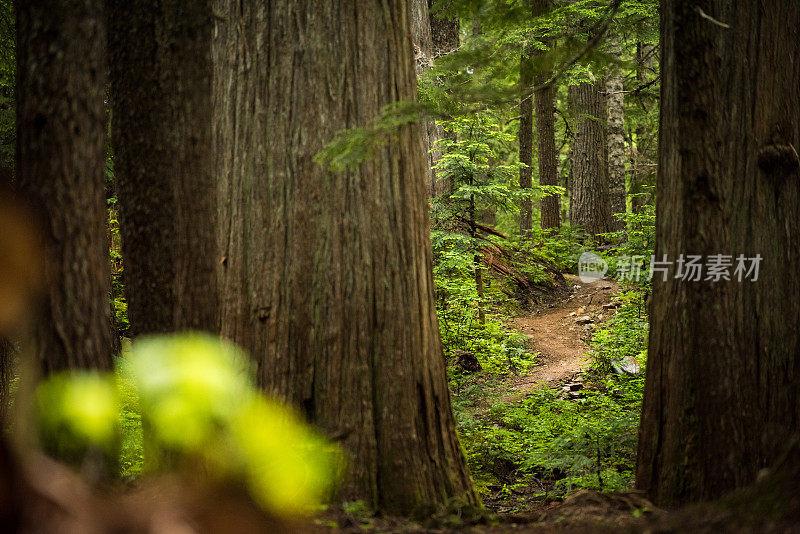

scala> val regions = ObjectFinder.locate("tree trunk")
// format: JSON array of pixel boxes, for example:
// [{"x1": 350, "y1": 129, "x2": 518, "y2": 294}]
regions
[
  {"x1": 534, "y1": 0, "x2": 559, "y2": 232},
  {"x1": 108, "y1": 0, "x2": 219, "y2": 336},
  {"x1": 410, "y1": 0, "x2": 459, "y2": 198},
  {"x1": 212, "y1": 0, "x2": 476, "y2": 514},
  {"x1": 17, "y1": 0, "x2": 113, "y2": 373},
  {"x1": 630, "y1": 41, "x2": 657, "y2": 213},
  {"x1": 605, "y1": 35, "x2": 626, "y2": 228},
  {"x1": 428, "y1": 0, "x2": 460, "y2": 58},
  {"x1": 568, "y1": 81, "x2": 612, "y2": 240},
  {"x1": 537, "y1": 83, "x2": 560, "y2": 231},
  {"x1": 637, "y1": 0, "x2": 800, "y2": 506},
  {"x1": 410, "y1": 0, "x2": 443, "y2": 198},
  {"x1": 518, "y1": 53, "x2": 534, "y2": 234}
]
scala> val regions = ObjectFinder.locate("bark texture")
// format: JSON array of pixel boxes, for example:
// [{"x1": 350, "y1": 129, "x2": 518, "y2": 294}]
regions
[
  {"x1": 518, "y1": 53, "x2": 534, "y2": 234},
  {"x1": 410, "y1": 0, "x2": 459, "y2": 198},
  {"x1": 637, "y1": 0, "x2": 800, "y2": 506},
  {"x1": 537, "y1": 83, "x2": 559, "y2": 230},
  {"x1": 630, "y1": 41, "x2": 657, "y2": 213},
  {"x1": 212, "y1": 0, "x2": 476, "y2": 514},
  {"x1": 428, "y1": 0, "x2": 460, "y2": 58},
  {"x1": 605, "y1": 34, "x2": 626, "y2": 228},
  {"x1": 410, "y1": 0, "x2": 443, "y2": 197},
  {"x1": 108, "y1": 0, "x2": 219, "y2": 336},
  {"x1": 533, "y1": 0, "x2": 559, "y2": 231},
  {"x1": 17, "y1": 0, "x2": 113, "y2": 372},
  {"x1": 569, "y1": 81, "x2": 612, "y2": 239}
]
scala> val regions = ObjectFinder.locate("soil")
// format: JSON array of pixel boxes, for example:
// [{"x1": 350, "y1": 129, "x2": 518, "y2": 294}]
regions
[{"x1": 505, "y1": 274, "x2": 620, "y2": 397}]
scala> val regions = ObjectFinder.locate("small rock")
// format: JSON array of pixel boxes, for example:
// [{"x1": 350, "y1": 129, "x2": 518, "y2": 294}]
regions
[
  {"x1": 577, "y1": 307, "x2": 585, "y2": 314},
  {"x1": 602, "y1": 302, "x2": 621, "y2": 310},
  {"x1": 570, "y1": 311, "x2": 577, "y2": 317},
  {"x1": 597, "y1": 314, "x2": 604, "y2": 321},
  {"x1": 576, "y1": 315, "x2": 593, "y2": 325},
  {"x1": 611, "y1": 355, "x2": 642, "y2": 376}
]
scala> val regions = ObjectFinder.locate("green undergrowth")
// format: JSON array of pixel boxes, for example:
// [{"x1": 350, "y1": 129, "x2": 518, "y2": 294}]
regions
[{"x1": 448, "y1": 285, "x2": 649, "y2": 508}]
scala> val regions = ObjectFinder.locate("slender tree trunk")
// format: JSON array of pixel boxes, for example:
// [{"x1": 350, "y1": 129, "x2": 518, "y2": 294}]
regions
[
  {"x1": 569, "y1": 81, "x2": 612, "y2": 240},
  {"x1": 410, "y1": 0, "x2": 460, "y2": 198},
  {"x1": 519, "y1": 53, "x2": 534, "y2": 234},
  {"x1": 17, "y1": 0, "x2": 113, "y2": 373},
  {"x1": 534, "y1": 0, "x2": 559, "y2": 231},
  {"x1": 213, "y1": 0, "x2": 476, "y2": 514},
  {"x1": 410, "y1": 0, "x2": 442, "y2": 197},
  {"x1": 108, "y1": 0, "x2": 219, "y2": 336},
  {"x1": 605, "y1": 34, "x2": 626, "y2": 228},
  {"x1": 630, "y1": 41, "x2": 657, "y2": 213},
  {"x1": 637, "y1": 0, "x2": 800, "y2": 506},
  {"x1": 411, "y1": 0, "x2": 459, "y2": 198},
  {"x1": 537, "y1": 82, "x2": 560, "y2": 230}
]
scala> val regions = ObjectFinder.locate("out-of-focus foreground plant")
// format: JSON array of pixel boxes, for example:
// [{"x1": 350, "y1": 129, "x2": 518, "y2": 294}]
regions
[{"x1": 34, "y1": 333, "x2": 341, "y2": 519}]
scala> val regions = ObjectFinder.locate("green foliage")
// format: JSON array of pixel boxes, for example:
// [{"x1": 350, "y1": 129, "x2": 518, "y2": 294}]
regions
[
  {"x1": 588, "y1": 288, "x2": 649, "y2": 374},
  {"x1": 433, "y1": 113, "x2": 525, "y2": 212},
  {"x1": 36, "y1": 372, "x2": 120, "y2": 464},
  {"x1": 34, "y1": 333, "x2": 341, "y2": 518},
  {"x1": 314, "y1": 101, "x2": 426, "y2": 171},
  {"x1": 602, "y1": 205, "x2": 656, "y2": 283},
  {"x1": 451, "y1": 288, "x2": 648, "y2": 501}
]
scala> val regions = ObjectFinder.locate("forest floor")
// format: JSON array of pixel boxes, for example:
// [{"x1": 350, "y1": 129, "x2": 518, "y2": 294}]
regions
[
  {"x1": 504, "y1": 274, "x2": 620, "y2": 398},
  {"x1": 475, "y1": 274, "x2": 624, "y2": 514},
  {"x1": 319, "y1": 275, "x2": 662, "y2": 532}
]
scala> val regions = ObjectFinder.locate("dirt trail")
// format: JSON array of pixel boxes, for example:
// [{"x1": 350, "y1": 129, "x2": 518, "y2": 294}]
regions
[{"x1": 506, "y1": 274, "x2": 619, "y2": 395}]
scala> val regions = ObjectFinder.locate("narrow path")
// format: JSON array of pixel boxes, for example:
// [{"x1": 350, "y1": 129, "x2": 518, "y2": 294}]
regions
[{"x1": 506, "y1": 274, "x2": 619, "y2": 395}]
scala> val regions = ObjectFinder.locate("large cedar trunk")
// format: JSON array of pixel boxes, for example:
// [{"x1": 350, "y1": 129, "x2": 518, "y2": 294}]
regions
[
  {"x1": 213, "y1": 1, "x2": 476, "y2": 513},
  {"x1": 569, "y1": 81, "x2": 612, "y2": 239},
  {"x1": 108, "y1": 1, "x2": 219, "y2": 336},
  {"x1": 16, "y1": 0, "x2": 113, "y2": 373},
  {"x1": 637, "y1": 0, "x2": 800, "y2": 506},
  {"x1": 605, "y1": 35, "x2": 626, "y2": 228}
]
